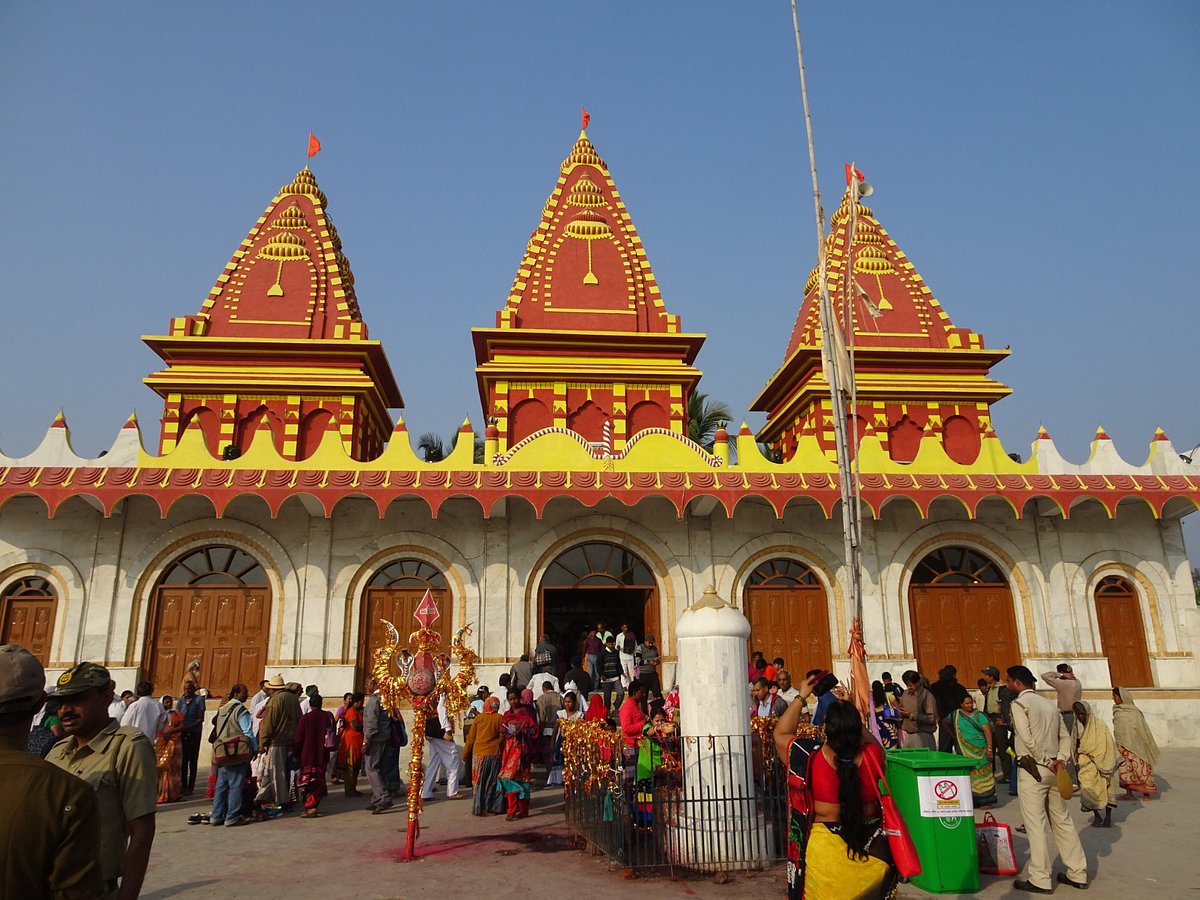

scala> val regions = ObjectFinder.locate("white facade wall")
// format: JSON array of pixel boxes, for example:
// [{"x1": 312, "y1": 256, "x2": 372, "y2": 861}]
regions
[{"x1": 2, "y1": 492, "x2": 1197, "y2": 744}]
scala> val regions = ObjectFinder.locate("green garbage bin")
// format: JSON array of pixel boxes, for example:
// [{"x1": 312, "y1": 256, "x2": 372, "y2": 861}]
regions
[{"x1": 884, "y1": 749, "x2": 979, "y2": 894}]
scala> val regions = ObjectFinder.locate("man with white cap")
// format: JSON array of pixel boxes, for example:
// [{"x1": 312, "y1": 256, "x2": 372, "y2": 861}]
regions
[
  {"x1": 0, "y1": 644, "x2": 104, "y2": 898},
  {"x1": 46, "y1": 658, "x2": 158, "y2": 899}
]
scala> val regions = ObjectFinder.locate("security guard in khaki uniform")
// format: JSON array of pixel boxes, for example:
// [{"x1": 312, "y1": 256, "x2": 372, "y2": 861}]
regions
[
  {"x1": 0, "y1": 644, "x2": 104, "y2": 899},
  {"x1": 47, "y1": 661, "x2": 158, "y2": 900}
]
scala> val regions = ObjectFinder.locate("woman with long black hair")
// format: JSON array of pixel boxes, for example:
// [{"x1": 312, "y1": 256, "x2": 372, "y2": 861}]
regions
[{"x1": 774, "y1": 675, "x2": 898, "y2": 899}]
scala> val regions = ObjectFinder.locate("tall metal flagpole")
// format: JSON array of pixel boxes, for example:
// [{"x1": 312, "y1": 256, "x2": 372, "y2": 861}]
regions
[{"x1": 789, "y1": 3, "x2": 864, "y2": 626}]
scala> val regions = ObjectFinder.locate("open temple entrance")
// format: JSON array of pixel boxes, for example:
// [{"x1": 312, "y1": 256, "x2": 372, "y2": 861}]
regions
[{"x1": 538, "y1": 542, "x2": 658, "y2": 668}]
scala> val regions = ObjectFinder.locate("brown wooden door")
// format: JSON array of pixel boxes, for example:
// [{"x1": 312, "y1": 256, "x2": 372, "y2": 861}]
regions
[
  {"x1": 1096, "y1": 590, "x2": 1153, "y2": 687},
  {"x1": 746, "y1": 586, "x2": 832, "y2": 673},
  {"x1": 909, "y1": 585, "x2": 1019, "y2": 681},
  {"x1": 147, "y1": 586, "x2": 271, "y2": 693},
  {"x1": 2, "y1": 598, "x2": 57, "y2": 666},
  {"x1": 359, "y1": 588, "x2": 449, "y2": 686}
]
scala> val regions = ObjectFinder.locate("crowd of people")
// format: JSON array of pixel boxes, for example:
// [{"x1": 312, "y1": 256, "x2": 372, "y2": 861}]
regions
[
  {"x1": 0, "y1": 628, "x2": 1168, "y2": 899},
  {"x1": 751, "y1": 652, "x2": 1164, "y2": 898}
]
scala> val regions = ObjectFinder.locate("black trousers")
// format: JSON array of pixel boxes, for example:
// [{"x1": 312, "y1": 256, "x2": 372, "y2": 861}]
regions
[{"x1": 181, "y1": 730, "x2": 202, "y2": 792}]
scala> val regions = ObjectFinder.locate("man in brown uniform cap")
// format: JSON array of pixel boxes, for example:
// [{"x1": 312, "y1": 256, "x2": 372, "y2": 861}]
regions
[
  {"x1": 0, "y1": 644, "x2": 103, "y2": 899},
  {"x1": 47, "y1": 660, "x2": 158, "y2": 900}
]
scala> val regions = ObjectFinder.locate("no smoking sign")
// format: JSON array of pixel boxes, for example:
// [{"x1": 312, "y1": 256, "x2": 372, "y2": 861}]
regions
[
  {"x1": 916, "y1": 774, "x2": 973, "y2": 817},
  {"x1": 934, "y1": 779, "x2": 958, "y2": 801}
]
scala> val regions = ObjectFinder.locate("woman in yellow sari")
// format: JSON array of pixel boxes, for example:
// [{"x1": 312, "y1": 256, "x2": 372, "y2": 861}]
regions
[
  {"x1": 951, "y1": 694, "x2": 996, "y2": 809},
  {"x1": 1113, "y1": 687, "x2": 1160, "y2": 800},
  {"x1": 1071, "y1": 701, "x2": 1117, "y2": 827}
]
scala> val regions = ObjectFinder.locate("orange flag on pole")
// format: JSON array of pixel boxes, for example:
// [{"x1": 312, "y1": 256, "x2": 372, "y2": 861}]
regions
[
  {"x1": 581, "y1": 106, "x2": 590, "y2": 131},
  {"x1": 844, "y1": 163, "x2": 865, "y2": 185},
  {"x1": 307, "y1": 132, "x2": 321, "y2": 158}
]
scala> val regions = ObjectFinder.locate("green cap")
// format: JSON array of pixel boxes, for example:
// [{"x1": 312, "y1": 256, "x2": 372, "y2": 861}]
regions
[{"x1": 48, "y1": 661, "x2": 113, "y2": 698}]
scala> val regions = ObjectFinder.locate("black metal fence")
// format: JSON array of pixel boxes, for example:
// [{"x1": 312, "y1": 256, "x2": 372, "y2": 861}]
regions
[{"x1": 563, "y1": 728, "x2": 788, "y2": 873}]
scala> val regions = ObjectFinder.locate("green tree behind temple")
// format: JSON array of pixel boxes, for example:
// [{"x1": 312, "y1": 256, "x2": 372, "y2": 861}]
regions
[{"x1": 688, "y1": 391, "x2": 732, "y2": 450}]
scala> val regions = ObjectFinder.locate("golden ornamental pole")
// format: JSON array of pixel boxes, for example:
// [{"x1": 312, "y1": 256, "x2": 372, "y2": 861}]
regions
[{"x1": 370, "y1": 589, "x2": 477, "y2": 860}]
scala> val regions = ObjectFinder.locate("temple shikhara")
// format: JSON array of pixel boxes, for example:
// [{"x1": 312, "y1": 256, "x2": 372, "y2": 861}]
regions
[{"x1": 2, "y1": 125, "x2": 1199, "y2": 743}]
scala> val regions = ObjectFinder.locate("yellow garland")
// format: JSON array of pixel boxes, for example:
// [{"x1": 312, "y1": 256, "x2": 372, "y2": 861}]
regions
[
  {"x1": 559, "y1": 720, "x2": 620, "y2": 795},
  {"x1": 370, "y1": 618, "x2": 479, "y2": 837}
]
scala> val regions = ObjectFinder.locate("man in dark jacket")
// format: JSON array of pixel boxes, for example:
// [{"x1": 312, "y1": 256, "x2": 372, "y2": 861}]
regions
[
  {"x1": 564, "y1": 656, "x2": 591, "y2": 698},
  {"x1": 532, "y1": 636, "x2": 558, "y2": 676},
  {"x1": 596, "y1": 637, "x2": 625, "y2": 710},
  {"x1": 929, "y1": 665, "x2": 970, "y2": 753}
]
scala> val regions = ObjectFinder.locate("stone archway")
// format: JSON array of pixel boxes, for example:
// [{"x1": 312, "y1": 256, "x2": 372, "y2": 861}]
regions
[
  {"x1": 1, "y1": 576, "x2": 58, "y2": 666},
  {"x1": 357, "y1": 558, "x2": 449, "y2": 688},
  {"x1": 1094, "y1": 575, "x2": 1153, "y2": 687},
  {"x1": 538, "y1": 541, "x2": 658, "y2": 665},
  {"x1": 144, "y1": 545, "x2": 271, "y2": 693},
  {"x1": 908, "y1": 546, "x2": 1020, "y2": 679},
  {"x1": 743, "y1": 558, "x2": 832, "y2": 673}
]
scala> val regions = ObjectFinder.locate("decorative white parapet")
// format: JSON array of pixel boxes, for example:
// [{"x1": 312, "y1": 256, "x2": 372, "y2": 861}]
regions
[
  {"x1": 0, "y1": 412, "x2": 143, "y2": 468},
  {"x1": 667, "y1": 585, "x2": 772, "y2": 870}
]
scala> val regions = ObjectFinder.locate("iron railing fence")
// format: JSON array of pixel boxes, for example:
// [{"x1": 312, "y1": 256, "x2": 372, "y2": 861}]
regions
[{"x1": 563, "y1": 729, "x2": 788, "y2": 873}]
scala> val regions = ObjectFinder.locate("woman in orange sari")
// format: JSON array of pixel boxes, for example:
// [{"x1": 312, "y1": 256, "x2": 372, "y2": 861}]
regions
[
  {"x1": 156, "y1": 695, "x2": 185, "y2": 803},
  {"x1": 339, "y1": 692, "x2": 365, "y2": 797}
]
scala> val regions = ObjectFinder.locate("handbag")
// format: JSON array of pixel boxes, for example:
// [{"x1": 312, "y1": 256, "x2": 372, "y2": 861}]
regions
[
  {"x1": 210, "y1": 705, "x2": 252, "y2": 766},
  {"x1": 976, "y1": 812, "x2": 1018, "y2": 875},
  {"x1": 863, "y1": 747, "x2": 922, "y2": 880},
  {"x1": 213, "y1": 735, "x2": 252, "y2": 766}
]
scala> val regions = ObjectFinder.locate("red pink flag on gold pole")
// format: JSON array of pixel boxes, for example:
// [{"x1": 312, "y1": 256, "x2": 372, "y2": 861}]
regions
[{"x1": 307, "y1": 132, "x2": 321, "y2": 158}]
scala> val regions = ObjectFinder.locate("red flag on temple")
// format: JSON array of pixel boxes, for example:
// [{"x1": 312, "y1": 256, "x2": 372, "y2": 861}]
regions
[
  {"x1": 581, "y1": 106, "x2": 590, "y2": 131},
  {"x1": 845, "y1": 163, "x2": 865, "y2": 185},
  {"x1": 307, "y1": 132, "x2": 322, "y2": 158}
]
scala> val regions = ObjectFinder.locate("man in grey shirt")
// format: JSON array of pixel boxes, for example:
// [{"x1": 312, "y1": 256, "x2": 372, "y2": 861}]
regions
[{"x1": 362, "y1": 680, "x2": 393, "y2": 814}]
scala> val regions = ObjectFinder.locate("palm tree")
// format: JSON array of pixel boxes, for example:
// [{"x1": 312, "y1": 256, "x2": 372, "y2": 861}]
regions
[
  {"x1": 687, "y1": 391, "x2": 732, "y2": 450},
  {"x1": 416, "y1": 432, "x2": 445, "y2": 462}
]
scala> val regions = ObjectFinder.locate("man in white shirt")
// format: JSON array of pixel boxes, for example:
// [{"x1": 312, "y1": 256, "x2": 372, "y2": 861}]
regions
[
  {"x1": 1006, "y1": 665, "x2": 1088, "y2": 894},
  {"x1": 775, "y1": 670, "x2": 801, "y2": 705},
  {"x1": 121, "y1": 680, "x2": 167, "y2": 740},
  {"x1": 420, "y1": 695, "x2": 462, "y2": 801},
  {"x1": 107, "y1": 689, "x2": 133, "y2": 722}
]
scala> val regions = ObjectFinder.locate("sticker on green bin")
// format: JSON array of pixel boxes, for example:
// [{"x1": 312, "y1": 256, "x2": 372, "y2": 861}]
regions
[{"x1": 916, "y1": 774, "x2": 974, "y2": 817}]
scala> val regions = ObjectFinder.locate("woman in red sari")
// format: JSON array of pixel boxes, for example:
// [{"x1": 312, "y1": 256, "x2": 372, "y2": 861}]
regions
[
  {"x1": 498, "y1": 689, "x2": 539, "y2": 820},
  {"x1": 339, "y1": 692, "x2": 365, "y2": 797},
  {"x1": 156, "y1": 695, "x2": 185, "y2": 803},
  {"x1": 295, "y1": 694, "x2": 336, "y2": 817}
]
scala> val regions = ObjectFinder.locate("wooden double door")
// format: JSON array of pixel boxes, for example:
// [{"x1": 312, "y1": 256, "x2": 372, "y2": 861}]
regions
[
  {"x1": 909, "y1": 585, "x2": 1019, "y2": 682},
  {"x1": 146, "y1": 587, "x2": 271, "y2": 693},
  {"x1": 745, "y1": 585, "x2": 832, "y2": 673},
  {"x1": 1, "y1": 597, "x2": 57, "y2": 666}
]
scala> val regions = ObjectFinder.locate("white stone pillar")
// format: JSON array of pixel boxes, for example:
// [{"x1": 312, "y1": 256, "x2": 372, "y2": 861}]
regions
[{"x1": 669, "y1": 586, "x2": 770, "y2": 869}]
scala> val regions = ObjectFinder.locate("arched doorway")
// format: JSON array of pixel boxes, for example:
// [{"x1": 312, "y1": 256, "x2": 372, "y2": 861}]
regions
[
  {"x1": 908, "y1": 546, "x2": 1019, "y2": 680},
  {"x1": 744, "y1": 559, "x2": 832, "y2": 674},
  {"x1": 359, "y1": 559, "x2": 449, "y2": 687},
  {"x1": 539, "y1": 542, "x2": 658, "y2": 664},
  {"x1": 1, "y1": 576, "x2": 58, "y2": 666},
  {"x1": 145, "y1": 546, "x2": 271, "y2": 693},
  {"x1": 1095, "y1": 575, "x2": 1153, "y2": 687}
]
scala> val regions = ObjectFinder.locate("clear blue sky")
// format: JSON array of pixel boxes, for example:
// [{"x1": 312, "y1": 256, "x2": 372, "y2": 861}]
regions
[{"x1": 2, "y1": 4, "x2": 1197, "y2": 553}]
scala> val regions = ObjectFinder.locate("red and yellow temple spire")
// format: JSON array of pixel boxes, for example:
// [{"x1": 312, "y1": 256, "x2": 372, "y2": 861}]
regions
[
  {"x1": 752, "y1": 182, "x2": 1010, "y2": 465},
  {"x1": 473, "y1": 119, "x2": 705, "y2": 453},
  {"x1": 143, "y1": 167, "x2": 402, "y2": 462}
]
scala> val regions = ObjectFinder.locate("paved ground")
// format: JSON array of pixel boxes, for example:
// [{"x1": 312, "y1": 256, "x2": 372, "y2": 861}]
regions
[{"x1": 142, "y1": 750, "x2": 1198, "y2": 899}]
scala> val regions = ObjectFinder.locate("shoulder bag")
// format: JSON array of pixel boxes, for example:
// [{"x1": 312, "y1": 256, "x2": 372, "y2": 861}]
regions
[
  {"x1": 210, "y1": 704, "x2": 252, "y2": 766},
  {"x1": 862, "y1": 746, "x2": 922, "y2": 880}
]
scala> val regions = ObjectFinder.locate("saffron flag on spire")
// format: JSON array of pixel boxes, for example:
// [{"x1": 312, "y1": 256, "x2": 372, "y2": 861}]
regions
[
  {"x1": 581, "y1": 106, "x2": 590, "y2": 131},
  {"x1": 307, "y1": 132, "x2": 322, "y2": 158},
  {"x1": 844, "y1": 163, "x2": 865, "y2": 185}
]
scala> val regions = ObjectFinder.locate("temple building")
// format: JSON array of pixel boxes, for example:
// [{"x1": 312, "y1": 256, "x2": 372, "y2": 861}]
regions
[{"x1": 2, "y1": 126, "x2": 1199, "y2": 744}]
